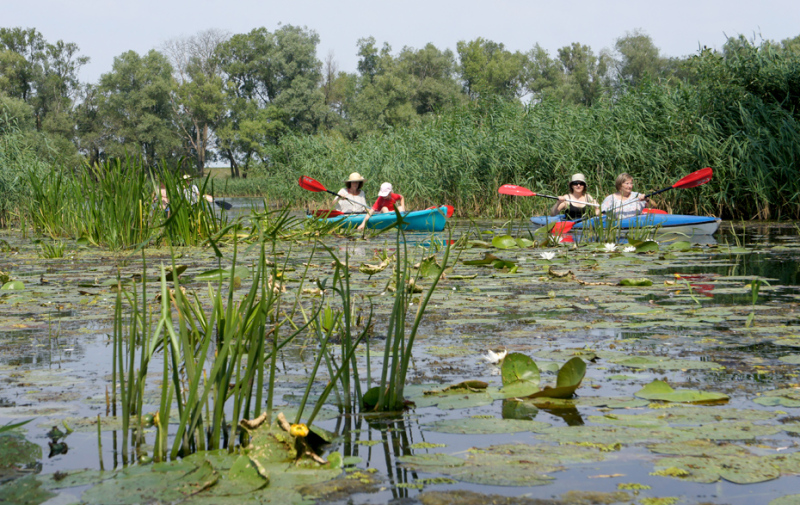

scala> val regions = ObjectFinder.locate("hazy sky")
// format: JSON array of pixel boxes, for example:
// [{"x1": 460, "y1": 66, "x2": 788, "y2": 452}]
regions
[{"x1": 5, "y1": 0, "x2": 799, "y2": 83}]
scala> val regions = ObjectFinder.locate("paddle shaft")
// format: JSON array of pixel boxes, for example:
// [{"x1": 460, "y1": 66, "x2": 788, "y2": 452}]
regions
[{"x1": 317, "y1": 186, "x2": 373, "y2": 212}]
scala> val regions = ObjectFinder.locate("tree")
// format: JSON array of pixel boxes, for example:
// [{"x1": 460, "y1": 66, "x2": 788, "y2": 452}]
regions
[
  {"x1": 456, "y1": 38, "x2": 525, "y2": 99},
  {"x1": 163, "y1": 29, "x2": 229, "y2": 173},
  {"x1": 97, "y1": 50, "x2": 180, "y2": 166},
  {"x1": 614, "y1": 29, "x2": 664, "y2": 87},
  {"x1": 216, "y1": 25, "x2": 324, "y2": 176}
]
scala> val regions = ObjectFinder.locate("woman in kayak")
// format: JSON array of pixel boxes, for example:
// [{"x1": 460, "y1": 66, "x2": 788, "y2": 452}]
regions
[
  {"x1": 333, "y1": 172, "x2": 369, "y2": 213},
  {"x1": 601, "y1": 173, "x2": 648, "y2": 219},
  {"x1": 549, "y1": 173, "x2": 599, "y2": 218},
  {"x1": 357, "y1": 182, "x2": 405, "y2": 230}
]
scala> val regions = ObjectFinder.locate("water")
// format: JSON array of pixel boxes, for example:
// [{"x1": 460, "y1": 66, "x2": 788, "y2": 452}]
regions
[{"x1": 3, "y1": 220, "x2": 800, "y2": 504}]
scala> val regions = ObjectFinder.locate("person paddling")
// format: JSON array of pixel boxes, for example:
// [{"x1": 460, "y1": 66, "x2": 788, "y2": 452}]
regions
[
  {"x1": 358, "y1": 182, "x2": 405, "y2": 231},
  {"x1": 333, "y1": 172, "x2": 368, "y2": 214},
  {"x1": 601, "y1": 173, "x2": 648, "y2": 219},
  {"x1": 550, "y1": 173, "x2": 600, "y2": 218}
]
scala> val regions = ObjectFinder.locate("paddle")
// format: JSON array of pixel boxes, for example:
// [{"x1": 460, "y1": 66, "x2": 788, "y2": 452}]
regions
[
  {"x1": 498, "y1": 184, "x2": 600, "y2": 207},
  {"x1": 551, "y1": 167, "x2": 713, "y2": 234},
  {"x1": 299, "y1": 176, "x2": 373, "y2": 212},
  {"x1": 214, "y1": 200, "x2": 233, "y2": 210},
  {"x1": 309, "y1": 209, "x2": 348, "y2": 218}
]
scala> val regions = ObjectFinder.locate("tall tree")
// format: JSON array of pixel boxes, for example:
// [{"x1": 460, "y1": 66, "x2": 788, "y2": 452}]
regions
[
  {"x1": 216, "y1": 25, "x2": 324, "y2": 176},
  {"x1": 456, "y1": 38, "x2": 525, "y2": 99},
  {"x1": 97, "y1": 50, "x2": 180, "y2": 166},
  {"x1": 163, "y1": 29, "x2": 229, "y2": 173},
  {"x1": 614, "y1": 29, "x2": 664, "y2": 87}
]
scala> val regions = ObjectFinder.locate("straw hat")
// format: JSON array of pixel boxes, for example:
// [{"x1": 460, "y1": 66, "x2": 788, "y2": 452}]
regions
[
  {"x1": 378, "y1": 182, "x2": 393, "y2": 197},
  {"x1": 570, "y1": 173, "x2": 586, "y2": 185},
  {"x1": 182, "y1": 174, "x2": 193, "y2": 181},
  {"x1": 345, "y1": 172, "x2": 365, "y2": 184}
]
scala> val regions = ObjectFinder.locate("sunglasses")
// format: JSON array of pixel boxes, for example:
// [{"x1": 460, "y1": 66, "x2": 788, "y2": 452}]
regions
[{"x1": 570, "y1": 182, "x2": 586, "y2": 187}]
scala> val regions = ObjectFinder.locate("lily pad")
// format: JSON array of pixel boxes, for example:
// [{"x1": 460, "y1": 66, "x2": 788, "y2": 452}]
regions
[
  {"x1": 752, "y1": 387, "x2": 800, "y2": 408},
  {"x1": 424, "y1": 417, "x2": 550, "y2": 434},
  {"x1": 500, "y1": 353, "x2": 540, "y2": 396},
  {"x1": 651, "y1": 454, "x2": 780, "y2": 484},
  {"x1": 491, "y1": 235, "x2": 518, "y2": 249},
  {"x1": 619, "y1": 278, "x2": 653, "y2": 287},
  {"x1": 634, "y1": 380, "x2": 729, "y2": 404},
  {"x1": 1, "y1": 280, "x2": 24, "y2": 291},
  {"x1": 528, "y1": 357, "x2": 586, "y2": 399}
]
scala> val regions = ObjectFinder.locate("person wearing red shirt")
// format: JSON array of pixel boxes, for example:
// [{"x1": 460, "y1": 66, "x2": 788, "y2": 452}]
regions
[{"x1": 358, "y1": 182, "x2": 405, "y2": 230}]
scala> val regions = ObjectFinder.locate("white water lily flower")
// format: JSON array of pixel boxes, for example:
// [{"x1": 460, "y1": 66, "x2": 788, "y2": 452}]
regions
[
  {"x1": 482, "y1": 349, "x2": 508, "y2": 364},
  {"x1": 604, "y1": 243, "x2": 617, "y2": 252},
  {"x1": 539, "y1": 251, "x2": 556, "y2": 260},
  {"x1": 623, "y1": 246, "x2": 636, "y2": 253}
]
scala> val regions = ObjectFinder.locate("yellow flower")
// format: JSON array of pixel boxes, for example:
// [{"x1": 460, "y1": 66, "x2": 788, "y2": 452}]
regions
[{"x1": 290, "y1": 423, "x2": 309, "y2": 437}]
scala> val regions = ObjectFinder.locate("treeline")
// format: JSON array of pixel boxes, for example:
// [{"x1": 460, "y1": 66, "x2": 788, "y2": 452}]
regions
[{"x1": 1, "y1": 26, "x2": 800, "y2": 219}]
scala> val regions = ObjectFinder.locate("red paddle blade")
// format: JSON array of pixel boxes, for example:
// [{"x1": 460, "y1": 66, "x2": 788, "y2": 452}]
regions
[
  {"x1": 445, "y1": 205, "x2": 455, "y2": 218},
  {"x1": 310, "y1": 209, "x2": 343, "y2": 218},
  {"x1": 642, "y1": 208, "x2": 668, "y2": 214},
  {"x1": 673, "y1": 167, "x2": 712, "y2": 189},
  {"x1": 299, "y1": 176, "x2": 326, "y2": 192},
  {"x1": 498, "y1": 184, "x2": 536, "y2": 197},
  {"x1": 551, "y1": 221, "x2": 575, "y2": 234}
]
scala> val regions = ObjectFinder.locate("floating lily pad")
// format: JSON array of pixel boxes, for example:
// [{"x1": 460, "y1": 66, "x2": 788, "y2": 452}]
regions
[
  {"x1": 424, "y1": 417, "x2": 550, "y2": 434},
  {"x1": 619, "y1": 278, "x2": 653, "y2": 287},
  {"x1": 0, "y1": 476, "x2": 56, "y2": 505},
  {"x1": 1, "y1": 280, "x2": 24, "y2": 291},
  {"x1": 647, "y1": 439, "x2": 753, "y2": 457},
  {"x1": 500, "y1": 353, "x2": 540, "y2": 396},
  {"x1": 397, "y1": 453, "x2": 464, "y2": 467},
  {"x1": 0, "y1": 433, "x2": 41, "y2": 480},
  {"x1": 752, "y1": 388, "x2": 800, "y2": 408},
  {"x1": 491, "y1": 235, "x2": 518, "y2": 249},
  {"x1": 651, "y1": 454, "x2": 780, "y2": 484},
  {"x1": 608, "y1": 356, "x2": 723, "y2": 370},
  {"x1": 634, "y1": 380, "x2": 729, "y2": 404},
  {"x1": 778, "y1": 355, "x2": 800, "y2": 364},
  {"x1": 528, "y1": 357, "x2": 586, "y2": 399}
]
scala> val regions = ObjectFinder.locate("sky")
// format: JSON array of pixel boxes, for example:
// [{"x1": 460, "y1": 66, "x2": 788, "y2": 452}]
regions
[{"x1": 5, "y1": 0, "x2": 800, "y2": 83}]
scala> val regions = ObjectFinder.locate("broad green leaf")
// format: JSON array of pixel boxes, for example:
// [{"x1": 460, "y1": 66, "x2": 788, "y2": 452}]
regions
[
  {"x1": 528, "y1": 357, "x2": 586, "y2": 399},
  {"x1": 491, "y1": 235, "x2": 518, "y2": 249},
  {"x1": 516, "y1": 238, "x2": 535, "y2": 248},
  {"x1": 500, "y1": 353, "x2": 540, "y2": 388},
  {"x1": 425, "y1": 417, "x2": 550, "y2": 434},
  {"x1": 634, "y1": 379, "x2": 729, "y2": 404},
  {"x1": 1, "y1": 281, "x2": 24, "y2": 291}
]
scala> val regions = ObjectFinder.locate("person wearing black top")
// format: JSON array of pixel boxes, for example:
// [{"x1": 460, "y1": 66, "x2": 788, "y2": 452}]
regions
[{"x1": 549, "y1": 173, "x2": 600, "y2": 219}]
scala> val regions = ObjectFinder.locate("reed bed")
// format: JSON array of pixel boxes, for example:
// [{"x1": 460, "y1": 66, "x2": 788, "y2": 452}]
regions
[{"x1": 262, "y1": 42, "x2": 800, "y2": 220}]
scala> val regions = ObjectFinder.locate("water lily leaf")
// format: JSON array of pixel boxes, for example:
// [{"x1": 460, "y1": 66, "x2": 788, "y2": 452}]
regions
[
  {"x1": 0, "y1": 433, "x2": 41, "y2": 480},
  {"x1": 630, "y1": 240, "x2": 659, "y2": 253},
  {"x1": 539, "y1": 425, "x2": 691, "y2": 445},
  {"x1": 1, "y1": 281, "x2": 24, "y2": 291},
  {"x1": 516, "y1": 238, "x2": 534, "y2": 248},
  {"x1": 647, "y1": 439, "x2": 753, "y2": 457},
  {"x1": 619, "y1": 278, "x2": 653, "y2": 286},
  {"x1": 416, "y1": 255, "x2": 446, "y2": 280},
  {"x1": 0, "y1": 476, "x2": 56, "y2": 505},
  {"x1": 770, "y1": 495, "x2": 800, "y2": 505},
  {"x1": 424, "y1": 418, "x2": 550, "y2": 435},
  {"x1": 528, "y1": 357, "x2": 585, "y2": 399},
  {"x1": 491, "y1": 259, "x2": 517, "y2": 270},
  {"x1": 666, "y1": 241, "x2": 692, "y2": 252},
  {"x1": 500, "y1": 353, "x2": 540, "y2": 393},
  {"x1": 752, "y1": 387, "x2": 800, "y2": 407},
  {"x1": 491, "y1": 235, "x2": 518, "y2": 249},
  {"x1": 778, "y1": 355, "x2": 800, "y2": 364},
  {"x1": 651, "y1": 455, "x2": 780, "y2": 484},
  {"x1": 462, "y1": 253, "x2": 499, "y2": 265},
  {"x1": 194, "y1": 266, "x2": 251, "y2": 282},
  {"x1": 589, "y1": 414, "x2": 668, "y2": 429},
  {"x1": 397, "y1": 453, "x2": 464, "y2": 467},
  {"x1": 81, "y1": 458, "x2": 219, "y2": 504},
  {"x1": 634, "y1": 380, "x2": 729, "y2": 404}
]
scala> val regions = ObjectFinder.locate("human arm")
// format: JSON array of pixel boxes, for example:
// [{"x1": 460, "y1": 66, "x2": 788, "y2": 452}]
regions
[
  {"x1": 550, "y1": 196, "x2": 567, "y2": 216},
  {"x1": 395, "y1": 195, "x2": 405, "y2": 213}
]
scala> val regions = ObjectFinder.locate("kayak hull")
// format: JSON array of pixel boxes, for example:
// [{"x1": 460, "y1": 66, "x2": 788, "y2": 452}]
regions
[
  {"x1": 530, "y1": 214, "x2": 722, "y2": 235},
  {"x1": 318, "y1": 206, "x2": 449, "y2": 232}
]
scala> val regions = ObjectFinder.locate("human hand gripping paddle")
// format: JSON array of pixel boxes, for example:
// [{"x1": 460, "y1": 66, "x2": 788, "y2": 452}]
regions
[
  {"x1": 299, "y1": 176, "x2": 373, "y2": 215},
  {"x1": 498, "y1": 184, "x2": 600, "y2": 207},
  {"x1": 550, "y1": 167, "x2": 713, "y2": 234}
]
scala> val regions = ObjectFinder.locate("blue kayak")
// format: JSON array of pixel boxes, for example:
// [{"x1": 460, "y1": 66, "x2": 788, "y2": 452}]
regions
[
  {"x1": 530, "y1": 213, "x2": 721, "y2": 235},
  {"x1": 317, "y1": 206, "x2": 449, "y2": 232}
]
